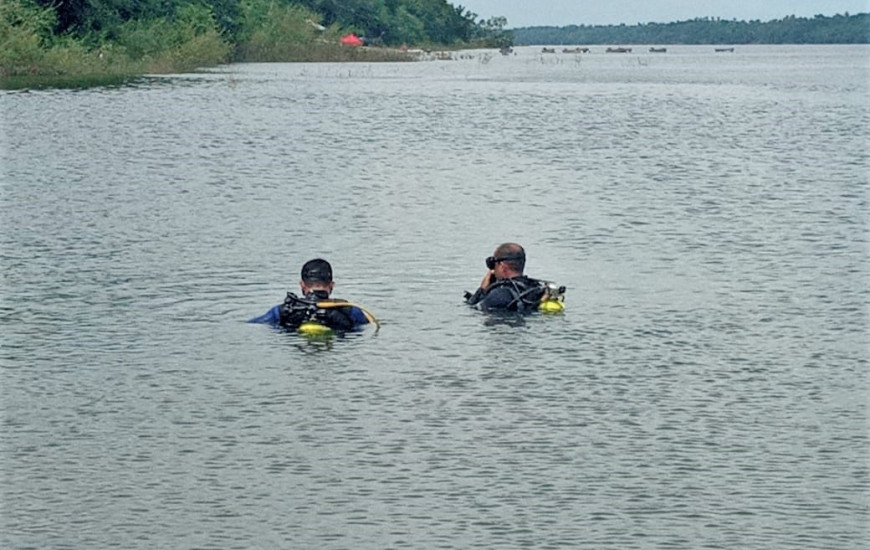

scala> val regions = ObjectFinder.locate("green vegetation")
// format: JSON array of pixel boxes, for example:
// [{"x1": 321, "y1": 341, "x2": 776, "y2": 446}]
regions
[
  {"x1": 513, "y1": 13, "x2": 869, "y2": 46},
  {"x1": 1, "y1": 0, "x2": 511, "y2": 88}
]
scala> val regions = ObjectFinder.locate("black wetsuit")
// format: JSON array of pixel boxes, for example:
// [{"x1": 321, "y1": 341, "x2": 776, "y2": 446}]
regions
[{"x1": 465, "y1": 276, "x2": 546, "y2": 312}]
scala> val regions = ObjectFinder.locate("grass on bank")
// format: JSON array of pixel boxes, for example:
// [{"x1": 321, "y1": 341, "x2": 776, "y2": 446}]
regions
[{"x1": 0, "y1": 0, "x2": 420, "y2": 90}]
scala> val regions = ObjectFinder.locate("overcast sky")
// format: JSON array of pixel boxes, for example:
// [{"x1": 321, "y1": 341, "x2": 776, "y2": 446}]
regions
[{"x1": 456, "y1": 0, "x2": 870, "y2": 28}]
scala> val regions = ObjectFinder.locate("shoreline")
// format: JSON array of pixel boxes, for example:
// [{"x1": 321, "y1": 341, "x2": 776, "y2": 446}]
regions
[{"x1": 0, "y1": 44, "x2": 432, "y2": 91}]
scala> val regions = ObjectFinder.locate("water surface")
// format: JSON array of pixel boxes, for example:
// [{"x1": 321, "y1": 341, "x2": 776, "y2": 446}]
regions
[{"x1": 1, "y1": 45, "x2": 868, "y2": 549}]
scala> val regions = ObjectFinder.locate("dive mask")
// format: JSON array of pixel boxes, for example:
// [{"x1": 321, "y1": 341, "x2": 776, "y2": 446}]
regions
[{"x1": 485, "y1": 254, "x2": 524, "y2": 270}]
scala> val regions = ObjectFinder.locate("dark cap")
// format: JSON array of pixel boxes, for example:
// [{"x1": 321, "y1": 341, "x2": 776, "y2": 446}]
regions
[{"x1": 301, "y1": 258, "x2": 333, "y2": 283}]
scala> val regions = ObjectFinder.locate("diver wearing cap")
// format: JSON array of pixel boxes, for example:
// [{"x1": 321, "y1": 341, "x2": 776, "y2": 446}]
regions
[
  {"x1": 249, "y1": 258, "x2": 377, "y2": 332},
  {"x1": 465, "y1": 243, "x2": 565, "y2": 312}
]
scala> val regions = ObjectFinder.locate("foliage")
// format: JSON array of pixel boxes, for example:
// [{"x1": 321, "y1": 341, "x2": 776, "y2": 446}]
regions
[
  {"x1": 475, "y1": 16, "x2": 512, "y2": 48},
  {"x1": 2, "y1": 0, "x2": 56, "y2": 41},
  {"x1": 25, "y1": 0, "x2": 500, "y2": 46},
  {"x1": 1, "y1": 0, "x2": 229, "y2": 81},
  {"x1": 0, "y1": 0, "x2": 54, "y2": 75},
  {"x1": 114, "y1": 4, "x2": 228, "y2": 61},
  {"x1": 1, "y1": 0, "x2": 510, "y2": 87},
  {"x1": 235, "y1": 0, "x2": 325, "y2": 61},
  {"x1": 512, "y1": 13, "x2": 870, "y2": 46},
  {"x1": 279, "y1": 0, "x2": 487, "y2": 46}
]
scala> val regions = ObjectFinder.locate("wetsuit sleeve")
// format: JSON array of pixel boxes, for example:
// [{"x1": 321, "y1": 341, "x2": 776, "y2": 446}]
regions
[
  {"x1": 478, "y1": 286, "x2": 517, "y2": 310},
  {"x1": 348, "y1": 306, "x2": 370, "y2": 326},
  {"x1": 465, "y1": 287, "x2": 486, "y2": 306},
  {"x1": 248, "y1": 304, "x2": 282, "y2": 325}
]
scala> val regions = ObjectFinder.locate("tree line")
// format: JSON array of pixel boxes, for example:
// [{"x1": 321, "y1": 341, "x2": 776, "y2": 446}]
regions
[
  {"x1": 36, "y1": 0, "x2": 508, "y2": 47},
  {"x1": 1, "y1": 0, "x2": 510, "y2": 85},
  {"x1": 512, "y1": 13, "x2": 869, "y2": 45}
]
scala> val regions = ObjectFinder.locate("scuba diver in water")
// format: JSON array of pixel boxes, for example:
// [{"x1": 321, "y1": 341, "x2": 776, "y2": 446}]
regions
[
  {"x1": 249, "y1": 258, "x2": 377, "y2": 332},
  {"x1": 464, "y1": 243, "x2": 565, "y2": 312}
]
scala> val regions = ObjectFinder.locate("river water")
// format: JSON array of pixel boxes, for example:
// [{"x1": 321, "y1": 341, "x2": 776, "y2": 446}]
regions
[{"x1": 1, "y1": 45, "x2": 868, "y2": 549}]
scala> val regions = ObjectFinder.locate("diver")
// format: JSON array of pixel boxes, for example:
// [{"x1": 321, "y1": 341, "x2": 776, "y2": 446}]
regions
[
  {"x1": 464, "y1": 243, "x2": 565, "y2": 312},
  {"x1": 249, "y1": 258, "x2": 377, "y2": 332}
]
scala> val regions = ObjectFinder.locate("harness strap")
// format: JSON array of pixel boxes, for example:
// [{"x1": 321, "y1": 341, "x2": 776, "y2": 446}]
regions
[
  {"x1": 484, "y1": 277, "x2": 544, "y2": 311},
  {"x1": 506, "y1": 287, "x2": 544, "y2": 310},
  {"x1": 504, "y1": 281, "x2": 546, "y2": 311}
]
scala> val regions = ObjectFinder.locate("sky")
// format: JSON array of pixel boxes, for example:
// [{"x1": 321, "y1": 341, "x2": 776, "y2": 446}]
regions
[{"x1": 456, "y1": 0, "x2": 870, "y2": 28}]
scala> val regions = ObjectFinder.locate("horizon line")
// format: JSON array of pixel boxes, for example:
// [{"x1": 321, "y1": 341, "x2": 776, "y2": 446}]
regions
[{"x1": 503, "y1": 11, "x2": 868, "y2": 30}]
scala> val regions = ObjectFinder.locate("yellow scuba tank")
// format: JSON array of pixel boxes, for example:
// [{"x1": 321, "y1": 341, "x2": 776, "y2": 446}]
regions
[
  {"x1": 538, "y1": 282, "x2": 566, "y2": 314},
  {"x1": 539, "y1": 300, "x2": 565, "y2": 313},
  {"x1": 297, "y1": 321, "x2": 334, "y2": 336}
]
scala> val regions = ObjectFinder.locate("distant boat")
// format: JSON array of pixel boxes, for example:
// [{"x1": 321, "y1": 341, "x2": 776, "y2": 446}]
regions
[
  {"x1": 649, "y1": 47, "x2": 667, "y2": 53},
  {"x1": 715, "y1": 47, "x2": 735, "y2": 52},
  {"x1": 541, "y1": 47, "x2": 556, "y2": 54},
  {"x1": 606, "y1": 47, "x2": 632, "y2": 53},
  {"x1": 499, "y1": 46, "x2": 513, "y2": 55},
  {"x1": 562, "y1": 47, "x2": 590, "y2": 53}
]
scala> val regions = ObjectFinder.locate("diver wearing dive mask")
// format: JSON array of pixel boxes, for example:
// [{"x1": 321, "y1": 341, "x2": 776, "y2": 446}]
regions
[{"x1": 465, "y1": 243, "x2": 557, "y2": 312}]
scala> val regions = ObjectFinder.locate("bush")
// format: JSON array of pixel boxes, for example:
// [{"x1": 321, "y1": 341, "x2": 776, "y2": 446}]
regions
[
  {"x1": 0, "y1": 0, "x2": 56, "y2": 76},
  {"x1": 116, "y1": 4, "x2": 229, "y2": 61},
  {"x1": 147, "y1": 30, "x2": 231, "y2": 73},
  {"x1": 235, "y1": 0, "x2": 323, "y2": 61}
]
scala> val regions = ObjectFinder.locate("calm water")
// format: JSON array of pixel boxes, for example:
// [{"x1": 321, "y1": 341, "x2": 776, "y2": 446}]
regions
[{"x1": 2, "y1": 45, "x2": 868, "y2": 549}]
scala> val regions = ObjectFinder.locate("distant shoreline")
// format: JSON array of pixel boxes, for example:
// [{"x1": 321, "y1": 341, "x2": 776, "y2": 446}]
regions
[{"x1": 509, "y1": 13, "x2": 869, "y2": 46}]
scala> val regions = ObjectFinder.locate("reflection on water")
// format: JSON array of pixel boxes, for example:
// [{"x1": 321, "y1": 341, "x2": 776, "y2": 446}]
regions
[{"x1": 1, "y1": 46, "x2": 868, "y2": 549}]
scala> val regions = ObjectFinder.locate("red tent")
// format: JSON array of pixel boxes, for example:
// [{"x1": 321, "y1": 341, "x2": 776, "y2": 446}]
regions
[{"x1": 340, "y1": 34, "x2": 363, "y2": 47}]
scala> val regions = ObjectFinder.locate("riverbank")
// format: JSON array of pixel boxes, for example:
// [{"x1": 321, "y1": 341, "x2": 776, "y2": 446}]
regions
[
  {"x1": 0, "y1": 1, "x2": 461, "y2": 91},
  {"x1": 0, "y1": 43, "x2": 424, "y2": 90}
]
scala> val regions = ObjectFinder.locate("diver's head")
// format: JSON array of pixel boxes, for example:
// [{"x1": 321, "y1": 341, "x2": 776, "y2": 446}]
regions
[
  {"x1": 300, "y1": 258, "x2": 334, "y2": 294},
  {"x1": 487, "y1": 243, "x2": 525, "y2": 278}
]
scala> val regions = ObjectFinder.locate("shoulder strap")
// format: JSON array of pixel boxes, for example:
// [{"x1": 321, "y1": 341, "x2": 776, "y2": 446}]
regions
[{"x1": 504, "y1": 277, "x2": 546, "y2": 311}]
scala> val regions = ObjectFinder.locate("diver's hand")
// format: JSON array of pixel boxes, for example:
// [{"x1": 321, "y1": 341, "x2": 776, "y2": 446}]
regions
[{"x1": 479, "y1": 270, "x2": 496, "y2": 290}]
